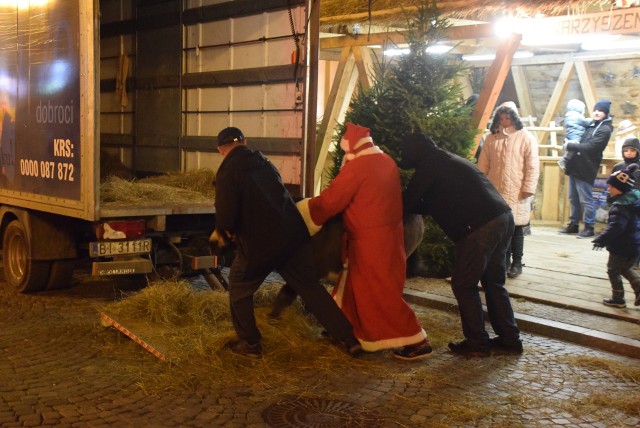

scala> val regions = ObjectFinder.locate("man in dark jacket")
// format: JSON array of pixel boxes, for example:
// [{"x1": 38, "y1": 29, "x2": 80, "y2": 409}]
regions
[
  {"x1": 400, "y1": 133, "x2": 521, "y2": 357},
  {"x1": 213, "y1": 127, "x2": 361, "y2": 358},
  {"x1": 561, "y1": 99, "x2": 614, "y2": 238}
]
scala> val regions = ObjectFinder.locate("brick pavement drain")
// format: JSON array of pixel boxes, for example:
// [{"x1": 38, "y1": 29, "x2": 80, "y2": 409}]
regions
[{"x1": 262, "y1": 397, "x2": 382, "y2": 427}]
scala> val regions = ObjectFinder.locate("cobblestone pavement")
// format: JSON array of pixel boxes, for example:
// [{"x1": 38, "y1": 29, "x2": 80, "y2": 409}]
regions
[{"x1": 0, "y1": 270, "x2": 639, "y2": 427}]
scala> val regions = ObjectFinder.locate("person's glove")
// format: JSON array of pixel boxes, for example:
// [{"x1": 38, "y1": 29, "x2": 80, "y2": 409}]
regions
[{"x1": 592, "y1": 242, "x2": 604, "y2": 251}]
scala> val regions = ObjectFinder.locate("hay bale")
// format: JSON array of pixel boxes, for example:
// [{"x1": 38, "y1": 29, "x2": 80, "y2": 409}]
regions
[
  {"x1": 138, "y1": 169, "x2": 216, "y2": 196},
  {"x1": 100, "y1": 171, "x2": 214, "y2": 206}
]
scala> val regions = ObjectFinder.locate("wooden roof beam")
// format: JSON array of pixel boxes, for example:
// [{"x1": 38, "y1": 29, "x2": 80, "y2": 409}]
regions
[
  {"x1": 537, "y1": 61, "x2": 576, "y2": 144},
  {"x1": 470, "y1": 33, "x2": 522, "y2": 157},
  {"x1": 319, "y1": 23, "x2": 494, "y2": 49}
]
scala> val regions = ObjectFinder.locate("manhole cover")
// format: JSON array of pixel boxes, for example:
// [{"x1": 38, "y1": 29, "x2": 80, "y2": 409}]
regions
[{"x1": 263, "y1": 397, "x2": 382, "y2": 427}]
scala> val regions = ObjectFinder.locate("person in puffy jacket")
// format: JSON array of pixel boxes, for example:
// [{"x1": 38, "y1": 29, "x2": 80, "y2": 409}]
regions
[
  {"x1": 401, "y1": 133, "x2": 521, "y2": 357},
  {"x1": 478, "y1": 102, "x2": 540, "y2": 278},
  {"x1": 212, "y1": 127, "x2": 361, "y2": 358},
  {"x1": 592, "y1": 163, "x2": 640, "y2": 308},
  {"x1": 558, "y1": 99, "x2": 592, "y2": 171},
  {"x1": 560, "y1": 99, "x2": 614, "y2": 238}
]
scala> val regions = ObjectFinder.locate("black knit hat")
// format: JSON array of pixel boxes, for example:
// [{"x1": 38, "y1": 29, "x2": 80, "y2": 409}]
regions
[
  {"x1": 217, "y1": 127, "x2": 245, "y2": 146},
  {"x1": 593, "y1": 99, "x2": 611, "y2": 116},
  {"x1": 608, "y1": 163, "x2": 639, "y2": 193},
  {"x1": 622, "y1": 137, "x2": 640, "y2": 152}
]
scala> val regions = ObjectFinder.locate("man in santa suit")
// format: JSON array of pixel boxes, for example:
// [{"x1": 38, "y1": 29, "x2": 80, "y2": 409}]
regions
[{"x1": 298, "y1": 122, "x2": 432, "y2": 361}]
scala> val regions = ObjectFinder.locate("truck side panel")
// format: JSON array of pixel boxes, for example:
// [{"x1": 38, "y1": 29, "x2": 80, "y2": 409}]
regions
[{"x1": 0, "y1": 1, "x2": 94, "y2": 220}]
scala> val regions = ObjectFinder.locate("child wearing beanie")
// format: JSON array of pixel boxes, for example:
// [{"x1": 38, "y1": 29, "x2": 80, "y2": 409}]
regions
[
  {"x1": 592, "y1": 163, "x2": 640, "y2": 307},
  {"x1": 612, "y1": 137, "x2": 640, "y2": 185}
]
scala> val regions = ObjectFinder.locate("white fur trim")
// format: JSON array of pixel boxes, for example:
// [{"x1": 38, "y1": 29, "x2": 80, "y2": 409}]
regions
[
  {"x1": 296, "y1": 198, "x2": 322, "y2": 236},
  {"x1": 352, "y1": 136, "x2": 373, "y2": 150},
  {"x1": 353, "y1": 145, "x2": 382, "y2": 158},
  {"x1": 359, "y1": 329, "x2": 427, "y2": 352}
]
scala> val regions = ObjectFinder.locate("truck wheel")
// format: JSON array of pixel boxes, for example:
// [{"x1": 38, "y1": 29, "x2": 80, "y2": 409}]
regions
[
  {"x1": 2, "y1": 220, "x2": 51, "y2": 292},
  {"x1": 46, "y1": 260, "x2": 76, "y2": 290},
  {"x1": 151, "y1": 239, "x2": 183, "y2": 280}
]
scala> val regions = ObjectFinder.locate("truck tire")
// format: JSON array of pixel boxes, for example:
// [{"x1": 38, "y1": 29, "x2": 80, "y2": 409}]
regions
[
  {"x1": 3, "y1": 220, "x2": 51, "y2": 293},
  {"x1": 151, "y1": 239, "x2": 183, "y2": 280},
  {"x1": 46, "y1": 260, "x2": 75, "y2": 290}
]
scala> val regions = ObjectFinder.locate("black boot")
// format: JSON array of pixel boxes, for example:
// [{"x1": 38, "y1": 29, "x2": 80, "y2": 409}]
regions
[
  {"x1": 507, "y1": 263, "x2": 522, "y2": 278},
  {"x1": 507, "y1": 227, "x2": 524, "y2": 278},
  {"x1": 577, "y1": 225, "x2": 594, "y2": 239},
  {"x1": 602, "y1": 290, "x2": 626, "y2": 308},
  {"x1": 559, "y1": 222, "x2": 579, "y2": 234}
]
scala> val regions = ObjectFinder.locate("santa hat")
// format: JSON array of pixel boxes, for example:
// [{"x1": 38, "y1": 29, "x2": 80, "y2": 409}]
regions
[
  {"x1": 340, "y1": 123, "x2": 374, "y2": 159},
  {"x1": 608, "y1": 163, "x2": 638, "y2": 193}
]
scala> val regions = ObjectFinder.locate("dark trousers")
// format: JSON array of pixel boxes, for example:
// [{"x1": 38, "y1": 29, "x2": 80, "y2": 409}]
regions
[
  {"x1": 227, "y1": 240, "x2": 355, "y2": 345},
  {"x1": 506, "y1": 225, "x2": 525, "y2": 267},
  {"x1": 450, "y1": 212, "x2": 520, "y2": 346},
  {"x1": 606, "y1": 252, "x2": 640, "y2": 300}
]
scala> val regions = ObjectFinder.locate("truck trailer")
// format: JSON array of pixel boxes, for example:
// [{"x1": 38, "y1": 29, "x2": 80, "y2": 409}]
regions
[{"x1": 0, "y1": 0, "x2": 315, "y2": 292}]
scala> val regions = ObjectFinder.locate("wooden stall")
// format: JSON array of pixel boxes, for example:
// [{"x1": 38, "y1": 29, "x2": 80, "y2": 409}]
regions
[{"x1": 317, "y1": 1, "x2": 640, "y2": 224}]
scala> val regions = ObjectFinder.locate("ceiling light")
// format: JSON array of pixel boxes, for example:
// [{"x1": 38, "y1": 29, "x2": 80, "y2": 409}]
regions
[
  {"x1": 522, "y1": 33, "x2": 619, "y2": 46},
  {"x1": 581, "y1": 39, "x2": 640, "y2": 51},
  {"x1": 462, "y1": 51, "x2": 534, "y2": 62},
  {"x1": 384, "y1": 44, "x2": 453, "y2": 56},
  {"x1": 383, "y1": 48, "x2": 410, "y2": 56},
  {"x1": 426, "y1": 44, "x2": 453, "y2": 54}
]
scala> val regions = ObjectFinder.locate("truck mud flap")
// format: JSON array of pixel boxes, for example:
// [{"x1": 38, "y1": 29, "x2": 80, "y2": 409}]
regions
[{"x1": 92, "y1": 258, "x2": 153, "y2": 276}]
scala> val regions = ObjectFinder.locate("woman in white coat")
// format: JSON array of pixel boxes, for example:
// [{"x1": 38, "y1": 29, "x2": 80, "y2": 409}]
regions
[{"x1": 478, "y1": 102, "x2": 540, "y2": 277}]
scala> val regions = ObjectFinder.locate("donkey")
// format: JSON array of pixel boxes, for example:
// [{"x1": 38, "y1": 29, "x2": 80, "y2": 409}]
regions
[{"x1": 210, "y1": 212, "x2": 424, "y2": 318}]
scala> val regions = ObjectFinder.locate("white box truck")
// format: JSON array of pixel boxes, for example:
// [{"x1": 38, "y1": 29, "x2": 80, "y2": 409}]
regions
[{"x1": 0, "y1": 0, "x2": 315, "y2": 292}]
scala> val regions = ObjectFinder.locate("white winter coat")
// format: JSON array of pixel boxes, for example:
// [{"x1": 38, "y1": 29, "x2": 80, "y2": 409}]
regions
[{"x1": 478, "y1": 126, "x2": 540, "y2": 226}]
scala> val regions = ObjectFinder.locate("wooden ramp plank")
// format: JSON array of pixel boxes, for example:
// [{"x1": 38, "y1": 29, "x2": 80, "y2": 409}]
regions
[{"x1": 99, "y1": 311, "x2": 177, "y2": 363}]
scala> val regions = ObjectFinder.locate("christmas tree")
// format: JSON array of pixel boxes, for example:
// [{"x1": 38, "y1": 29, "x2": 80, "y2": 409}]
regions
[{"x1": 327, "y1": 0, "x2": 478, "y2": 276}]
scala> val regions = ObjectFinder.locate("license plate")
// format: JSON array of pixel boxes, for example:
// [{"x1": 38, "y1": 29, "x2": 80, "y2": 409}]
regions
[{"x1": 90, "y1": 239, "x2": 152, "y2": 257}]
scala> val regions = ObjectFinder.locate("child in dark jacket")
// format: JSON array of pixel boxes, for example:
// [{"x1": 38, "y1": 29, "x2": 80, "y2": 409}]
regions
[
  {"x1": 592, "y1": 163, "x2": 640, "y2": 307},
  {"x1": 612, "y1": 137, "x2": 640, "y2": 179}
]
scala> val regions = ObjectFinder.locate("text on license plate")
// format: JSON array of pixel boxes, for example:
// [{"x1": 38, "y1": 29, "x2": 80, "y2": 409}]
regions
[{"x1": 90, "y1": 239, "x2": 152, "y2": 257}]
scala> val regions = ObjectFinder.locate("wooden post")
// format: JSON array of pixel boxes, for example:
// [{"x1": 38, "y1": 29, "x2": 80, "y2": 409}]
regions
[
  {"x1": 512, "y1": 65, "x2": 535, "y2": 118},
  {"x1": 549, "y1": 121, "x2": 559, "y2": 157},
  {"x1": 314, "y1": 47, "x2": 358, "y2": 194},
  {"x1": 304, "y1": 0, "x2": 320, "y2": 197},
  {"x1": 470, "y1": 33, "x2": 522, "y2": 157},
  {"x1": 537, "y1": 62, "x2": 575, "y2": 145},
  {"x1": 576, "y1": 61, "x2": 597, "y2": 113},
  {"x1": 352, "y1": 46, "x2": 372, "y2": 91}
]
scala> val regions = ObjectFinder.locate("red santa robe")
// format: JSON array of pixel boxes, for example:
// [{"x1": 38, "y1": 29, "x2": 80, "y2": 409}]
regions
[{"x1": 303, "y1": 150, "x2": 426, "y2": 351}]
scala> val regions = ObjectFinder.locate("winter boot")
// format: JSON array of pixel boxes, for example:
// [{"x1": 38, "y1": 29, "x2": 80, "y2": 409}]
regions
[
  {"x1": 559, "y1": 222, "x2": 579, "y2": 234},
  {"x1": 577, "y1": 225, "x2": 595, "y2": 239},
  {"x1": 602, "y1": 290, "x2": 626, "y2": 308},
  {"x1": 630, "y1": 279, "x2": 640, "y2": 306},
  {"x1": 507, "y1": 227, "x2": 524, "y2": 278},
  {"x1": 507, "y1": 263, "x2": 523, "y2": 278}
]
